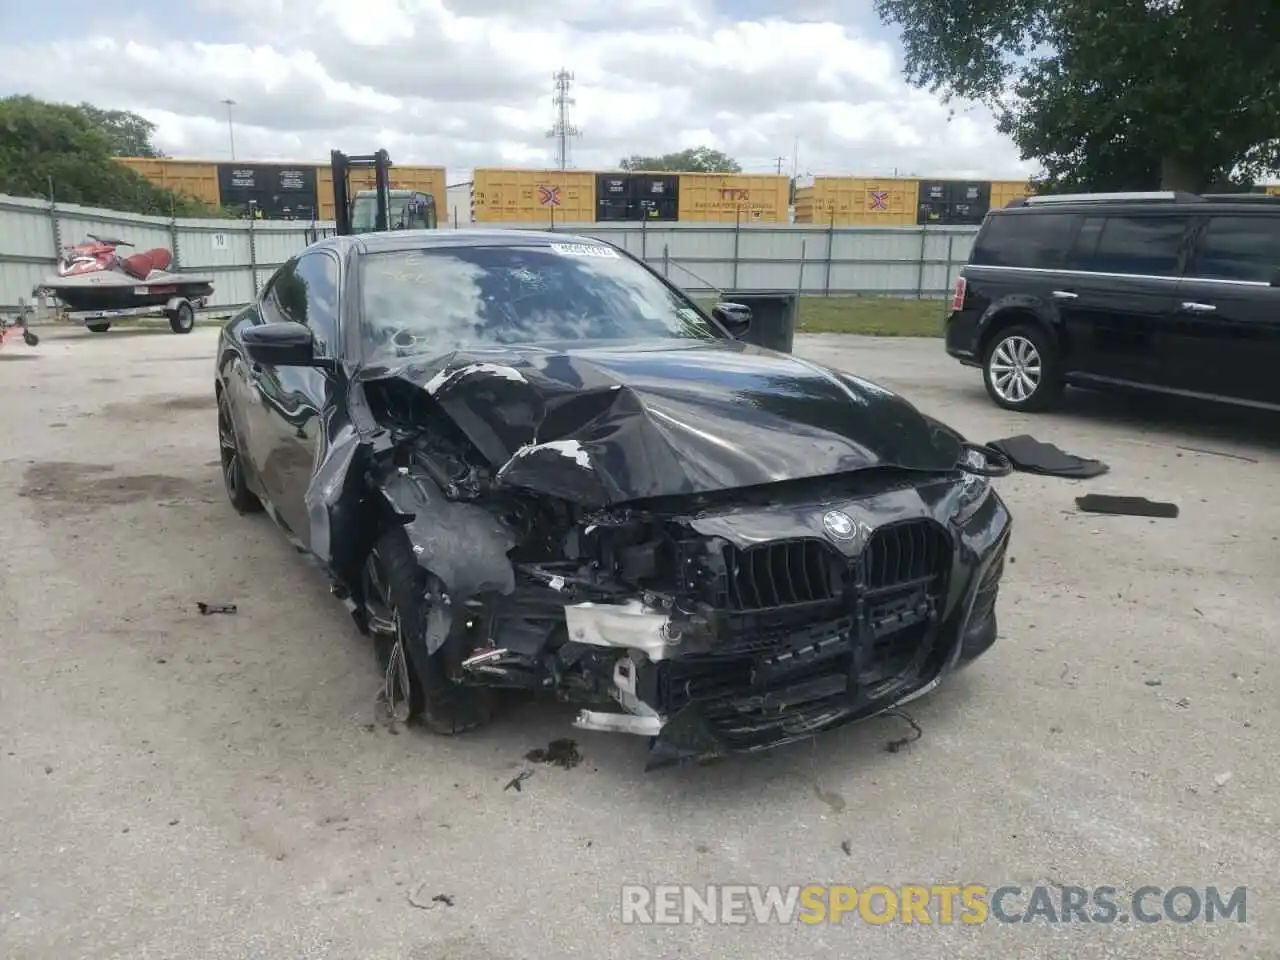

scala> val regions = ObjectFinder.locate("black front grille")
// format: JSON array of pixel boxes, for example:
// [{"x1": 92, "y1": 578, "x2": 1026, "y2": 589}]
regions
[
  {"x1": 864, "y1": 520, "x2": 952, "y2": 592},
  {"x1": 719, "y1": 539, "x2": 843, "y2": 611}
]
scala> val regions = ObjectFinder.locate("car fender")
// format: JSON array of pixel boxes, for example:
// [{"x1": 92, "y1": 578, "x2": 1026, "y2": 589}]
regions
[{"x1": 974, "y1": 293, "x2": 1063, "y2": 357}]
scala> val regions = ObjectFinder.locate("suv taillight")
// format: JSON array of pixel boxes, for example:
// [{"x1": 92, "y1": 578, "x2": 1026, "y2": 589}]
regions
[{"x1": 951, "y1": 276, "x2": 967, "y2": 311}]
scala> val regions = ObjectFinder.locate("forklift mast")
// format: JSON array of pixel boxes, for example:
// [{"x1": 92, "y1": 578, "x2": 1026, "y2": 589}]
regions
[{"x1": 330, "y1": 148, "x2": 392, "y2": 236}]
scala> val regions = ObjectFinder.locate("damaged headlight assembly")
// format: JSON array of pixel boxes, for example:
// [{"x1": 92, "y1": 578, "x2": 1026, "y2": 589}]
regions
[{"x1": 950, "y1": 443, "x2": 1011, "y2": 525}]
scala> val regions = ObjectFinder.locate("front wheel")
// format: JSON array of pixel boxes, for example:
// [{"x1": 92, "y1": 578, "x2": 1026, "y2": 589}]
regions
[
  {"x1": 217, "y1": 389, "x2": 262, "y2": 514},
  {"x1": 982, "y1": 323, "x2": 1064, "y2": 412},
  {"x1": 168, "y1": 301, "x2": 195, "y2": 334},
  {"x1": 362, "y1": 529, "x2": 493, "y2": 735}
]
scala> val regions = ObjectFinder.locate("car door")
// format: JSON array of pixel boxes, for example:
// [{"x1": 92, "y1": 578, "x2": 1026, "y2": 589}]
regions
[
  {"x1": 1174, "y1": 213, "x2": 1280, "y2": 407},
  {"x1": 1057, "y1": 212, "x2": 1191, "y2": 388},
  {"x1": 249, "y1": 250, "x2": 342, "y2": 546}
]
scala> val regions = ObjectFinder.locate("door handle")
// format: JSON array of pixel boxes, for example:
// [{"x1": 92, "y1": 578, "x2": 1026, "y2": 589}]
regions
[
  {"x1": 1051, "y1": 290, "x2": 1078, "y2": 300},
  {"x1": 1180, "y1": 302, "x2": 1217, "y2": 313}
]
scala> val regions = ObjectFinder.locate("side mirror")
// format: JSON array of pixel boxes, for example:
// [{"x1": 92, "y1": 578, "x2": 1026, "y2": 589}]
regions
[
  {"x1": 712, "y1": 301, "x2": 752, "y2": 338},
  {"x1": 242, "y1": 321, "x2": 319, "y2": 367}
]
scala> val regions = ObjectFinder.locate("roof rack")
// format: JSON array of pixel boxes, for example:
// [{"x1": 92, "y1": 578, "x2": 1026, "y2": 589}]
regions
[
  {"x1": 1021, "y1": 190, "x2": 1201, "y2": 205},
  {"x1": 1199, "y1": 192, "x2": 1280, "y2": 203}
]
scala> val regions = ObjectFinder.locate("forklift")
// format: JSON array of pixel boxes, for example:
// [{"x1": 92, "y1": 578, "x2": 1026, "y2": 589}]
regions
[{"x1": 330, "y1": 148, "x2": 438, "y2": 236}]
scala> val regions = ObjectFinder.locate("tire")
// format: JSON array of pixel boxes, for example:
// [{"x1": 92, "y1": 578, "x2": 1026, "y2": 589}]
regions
[
  {"x1": 22, "y1": 329, "x2": 38, "y2": 347},
  {"x1": 362, "y1": 528, "x2": 493, "y2": 735},
  {"x1": 217, "y1": 388, "x2": 263, "y2": 514},
  {"x1": 86, "y1": 322, "x2": 111, "y2": 333},
  {"x1": 168, "y1": 301, "x2": 195, "y2": 334},
  {"x1": 982, "y1": 323, "x2": 1065, "y2": 412}
]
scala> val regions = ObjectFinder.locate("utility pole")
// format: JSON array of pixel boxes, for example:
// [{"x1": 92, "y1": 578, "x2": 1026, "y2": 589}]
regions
[
  {"x1": 774, "y1": 156, "x2": 787, "y2": 174},
  {"x1": 546, "y1": 69, "x2": 582, "y2": 170},
  {"x1": 221, "y1": 98, "x2": 237, "y2": 161}
]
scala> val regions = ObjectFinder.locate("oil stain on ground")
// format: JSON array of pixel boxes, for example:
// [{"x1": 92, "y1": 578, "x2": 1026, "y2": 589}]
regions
[
  {"x1": 20, "y1": 461, "x2": 204, "y2": 511},
  {"x1": 101, "y1": 394, "x2": 216, "y2": 420}
]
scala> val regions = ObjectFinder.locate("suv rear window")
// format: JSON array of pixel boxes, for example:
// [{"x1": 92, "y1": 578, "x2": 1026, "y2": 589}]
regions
[
  {"x1": 1188, "y1": 215, "x2": 1280, "y2": 283},
  {"x1": 969, "y1": 212, "x2": 1078, "y2": 269}
]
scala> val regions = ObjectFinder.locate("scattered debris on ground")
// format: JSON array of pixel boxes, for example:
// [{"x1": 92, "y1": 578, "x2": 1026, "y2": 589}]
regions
[
  {"x1": 503, "y1": 769, "x2": 534, "y2": 793},
  {"x1": 840, "y1": 840, "x2": 853, "y2": 856},
  {"x1": 196, "y1": 601, "x2": 237, "y2": 615},
  {"x1": 1075, "y1": 494, "x2": 1179, "y2": 519},
  {"x1": 408, "y1": 882, "x2": 455, "y2": 909},
  {"x1": 987, "y1": 435, "x2": 1109, "y2": 479},
  {"x1": 884, "y1": 710, "x2": 924, "y2": 753},
  {"x1": 525, "y1": 738, "x2": 582, "y2": 769},
  {"x1": 1176, "y1": 445, "x2": 1258, "y2": 464}
]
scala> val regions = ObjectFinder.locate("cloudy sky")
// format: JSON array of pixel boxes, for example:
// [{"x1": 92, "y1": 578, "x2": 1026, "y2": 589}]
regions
[{"x1": 2, "y1": 0, "x2": 1038, "y2": 185}]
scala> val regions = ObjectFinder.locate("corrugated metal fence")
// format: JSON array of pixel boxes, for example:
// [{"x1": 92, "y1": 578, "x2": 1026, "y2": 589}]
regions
[{"x1": 0, "y1": 193, "x2": 980, "y2": 311}]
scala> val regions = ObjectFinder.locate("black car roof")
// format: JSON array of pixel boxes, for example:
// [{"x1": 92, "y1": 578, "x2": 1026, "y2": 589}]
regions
[{"x1": 308, "y1": 228, "x2": 607, "y2": 256}]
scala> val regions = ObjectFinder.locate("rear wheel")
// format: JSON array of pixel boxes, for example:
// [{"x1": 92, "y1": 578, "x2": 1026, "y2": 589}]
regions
[
  {"x1": 362, "y1": 528, "x2": 492, "y2": 735},
  {"x1": 217, "y1": 388, "x2": 262, "y2": 514},
  {"x1": 168, "y1": 301, "x2": 195, "y2": 334},
  {"x1": 982, "y1": 323, "x2": 1064, "y2": 412},
  {"x1": 86, "y1": 322, "x2": 111, "y2": 333}
]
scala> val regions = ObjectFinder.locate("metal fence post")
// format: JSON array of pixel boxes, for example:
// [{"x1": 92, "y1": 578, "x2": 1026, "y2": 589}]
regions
[
  {"x1": 795, "y1": 240, "x2": 806, "y2": 299},
  {"x1": 915, "y1": 224, "x2": 928, "y2": 299},
  {"x1": 731, "y1": 207, "x2": 741, "y2": 290},
  {"x1": 49, "y1": 200, "x2": 63, "y2": 260},
  {"x1": 248, "y1": 218, "x2": 259, "y2": 296},
  {"x1": 641, "y1": 217, "x2": 647, "y2": 260},
  {"x1": 945, "y1": 233, "x2": 956, "y2": 291},
  {"x1": 824, "y1": 208, "x2": 835, "y2": 295},
  {"x1": 662, "y1": 243, "x2": 670, "y2": 278},
  {"x1": 170, "y1": 217, "x2": 182, "y2": 270}
]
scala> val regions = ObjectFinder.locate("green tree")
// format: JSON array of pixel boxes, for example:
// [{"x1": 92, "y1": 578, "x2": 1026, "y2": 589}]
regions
[
  {"x1": 0, "y1": 95, "x2": 223, "y2": 215},
  {"x1": 875, "y1": 0, "x2": 1280, "y2": 191},
  {"x1": 76, "y1": 103, "x2": 166, "y2": 158},
  {"x1": 619, "y1": 146, "x2": 742, "y2": 173}
]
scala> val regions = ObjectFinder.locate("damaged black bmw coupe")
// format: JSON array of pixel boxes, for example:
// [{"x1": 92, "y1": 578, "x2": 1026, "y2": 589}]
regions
[{"x1": 214, "y1": 229, "x2": 1012, "y2": 767}]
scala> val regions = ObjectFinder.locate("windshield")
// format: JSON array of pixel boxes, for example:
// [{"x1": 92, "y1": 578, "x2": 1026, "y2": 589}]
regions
[{"x1": 358, "y1": 242, "x2": 721, "y2": 360}]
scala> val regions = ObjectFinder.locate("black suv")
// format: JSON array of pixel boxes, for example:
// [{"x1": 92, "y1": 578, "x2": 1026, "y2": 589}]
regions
[{"x1": 944, "y1": 191, "x2": 1280, "y2": 412}]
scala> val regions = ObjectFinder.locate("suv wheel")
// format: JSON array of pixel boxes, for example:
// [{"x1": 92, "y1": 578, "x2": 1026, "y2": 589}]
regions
[{"x1": 983, "y1": 324, "x2": 1064, "y2": 412}]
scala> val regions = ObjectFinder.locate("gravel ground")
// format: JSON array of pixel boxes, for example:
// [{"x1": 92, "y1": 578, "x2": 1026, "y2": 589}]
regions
[{"x1": 1, "y1": 326, "x2": 1276, "y2": 960}]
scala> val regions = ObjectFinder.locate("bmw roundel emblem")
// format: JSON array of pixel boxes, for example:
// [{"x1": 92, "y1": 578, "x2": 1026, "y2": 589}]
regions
[{"x1": 822, "y1": 510, "x2": 857, "y2": 541}]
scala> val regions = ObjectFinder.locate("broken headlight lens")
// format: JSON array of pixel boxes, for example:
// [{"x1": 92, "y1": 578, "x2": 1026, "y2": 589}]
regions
[{"x1": 951, "y1": 446, "x2": 993, "y2": 525}]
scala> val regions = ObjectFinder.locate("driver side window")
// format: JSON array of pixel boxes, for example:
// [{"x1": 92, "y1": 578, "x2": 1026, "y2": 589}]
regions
[{"x1": 261, "y1": 252, "x2": 340, "y2": 355}]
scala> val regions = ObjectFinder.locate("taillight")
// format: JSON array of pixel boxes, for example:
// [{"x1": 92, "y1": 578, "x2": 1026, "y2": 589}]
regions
[{"x1": 951, "y1": 276, "x2": 967, "y2": 311}]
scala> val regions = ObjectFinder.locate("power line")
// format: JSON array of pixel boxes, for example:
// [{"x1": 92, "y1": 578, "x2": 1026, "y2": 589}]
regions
[{"x1": 546, "y1": 69, "x2": 582, "y2": 171}]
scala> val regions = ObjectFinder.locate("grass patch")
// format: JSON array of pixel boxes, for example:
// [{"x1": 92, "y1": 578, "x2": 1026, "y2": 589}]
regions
[
  {"x1": 798, "y1": 297, "x2": 947, "y2": 336},
  {"x1": 698, "y1": 296, "x2": 947, "y2": 337}
]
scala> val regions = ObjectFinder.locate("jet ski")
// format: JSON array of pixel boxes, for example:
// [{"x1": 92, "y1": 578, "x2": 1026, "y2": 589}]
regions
[{"x1": 37, "y1": 234, "x2": 214, "y2": 313}]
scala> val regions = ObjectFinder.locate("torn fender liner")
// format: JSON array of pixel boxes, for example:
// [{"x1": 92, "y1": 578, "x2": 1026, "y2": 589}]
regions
[
  {"x1": 368, "y1": 339, "x2": 963, "y2": 505},
  {"x1": 378, "y1": 468, "x2": 518, "y2": 602},
  {"x1": 303, "y1": 424, "x2": 365, "y2": 568}
]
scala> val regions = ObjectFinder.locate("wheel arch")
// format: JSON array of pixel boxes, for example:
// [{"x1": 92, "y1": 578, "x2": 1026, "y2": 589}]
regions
[{"x1": 975, "y1": 300, "x2": 1064, "y2": 364}]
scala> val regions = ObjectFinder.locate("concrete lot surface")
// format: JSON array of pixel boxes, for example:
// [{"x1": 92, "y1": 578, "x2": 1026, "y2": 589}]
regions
[{"x1": 1, "y1": 327, "x2": 1276, "y2": 960}]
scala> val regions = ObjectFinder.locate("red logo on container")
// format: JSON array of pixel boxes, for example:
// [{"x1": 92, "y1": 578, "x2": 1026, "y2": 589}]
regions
[
  {"x1": 538, "y1": 185, "x2": 562, "y2": 206},
  {"x1": 869, "y1": 191, "x2": 889, "y2": 210}
]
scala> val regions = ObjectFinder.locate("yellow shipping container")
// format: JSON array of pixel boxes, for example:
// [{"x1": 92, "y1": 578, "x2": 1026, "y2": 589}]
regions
[
  {"x1": 471, "y1": 168, "x2": 596, "y2": 223},
  {"x1": 1263, "y1": 184, "x2": 1280, "y2": 196},
  {"x1": 675, "y1": 172, "x2": 789, "y2": 223},
  {"x1": 793, "y1": 177, "x2": 918, "y2": 226},
  {"x1": 115, "y1": 157, "x2": 221, "y2": 207},
  {"x1": 990, "y1": 179, "x2": 1033, "y2": 209},
  {"x1": 316, "y1": 164, "x2": 447, "y2": 222}
]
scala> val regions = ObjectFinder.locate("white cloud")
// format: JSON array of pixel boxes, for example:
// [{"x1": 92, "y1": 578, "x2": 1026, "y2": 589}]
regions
[{"x1": 0, "y1": 0, "x2": 1038, "y2": 185}]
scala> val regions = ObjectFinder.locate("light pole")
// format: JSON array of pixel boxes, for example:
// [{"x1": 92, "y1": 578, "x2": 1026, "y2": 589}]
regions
[{"x1": 221, "y1": 98, "x2": 237, "y2": 160}]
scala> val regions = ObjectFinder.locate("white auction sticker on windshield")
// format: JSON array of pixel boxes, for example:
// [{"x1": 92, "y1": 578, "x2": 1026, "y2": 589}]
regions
[{"x1": 550, "y1": 242, "x2": 619, "y2": 258}]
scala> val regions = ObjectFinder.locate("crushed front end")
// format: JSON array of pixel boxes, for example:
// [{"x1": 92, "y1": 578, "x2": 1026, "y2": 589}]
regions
[{"x1": 548, "y1": 474, "x2": 1010, "y2": 768}]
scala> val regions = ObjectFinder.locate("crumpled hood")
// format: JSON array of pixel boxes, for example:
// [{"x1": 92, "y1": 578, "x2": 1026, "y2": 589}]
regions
[{"x1": 368, "y1": 338, "x2": 962, "y2": 505}]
